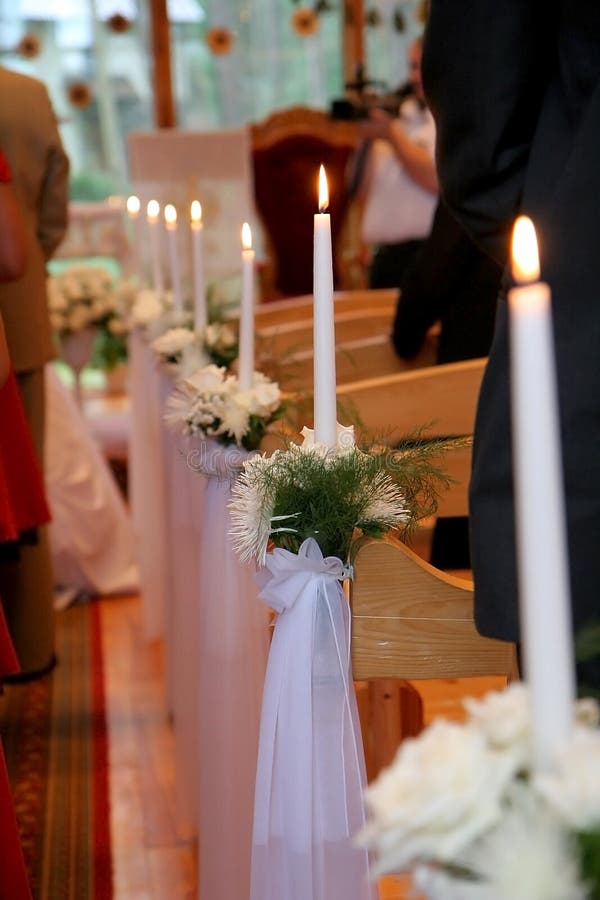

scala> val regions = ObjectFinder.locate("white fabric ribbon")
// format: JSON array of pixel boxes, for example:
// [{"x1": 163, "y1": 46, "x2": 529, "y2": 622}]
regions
[
  {"x1": 251, "y1": 538, "x2": 376, "y2": 900},
  {"x1": 186, "y1": 437, "x2": 255, "y2": 480}
]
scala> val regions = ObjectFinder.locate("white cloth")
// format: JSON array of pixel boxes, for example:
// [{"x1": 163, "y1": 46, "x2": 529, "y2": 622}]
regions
[
  {"x1": 250, "y1": 538, "x2": 376, "y2": 900},
  {"x1": 128, "y1": 329, "x2": 170, "y2": 639},
  {"x1": 361, "y1": 99, "x2": 436, "y2": 246},
  {"x1": 197, "y1": 456, "x2": 270, "y2": 900},
  {"x1": 45, "y1": 364, "x2": 139, "y2": 596}
]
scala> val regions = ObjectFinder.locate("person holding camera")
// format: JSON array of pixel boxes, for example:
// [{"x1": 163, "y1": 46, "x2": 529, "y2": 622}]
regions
[{"x1": 353, "y1": 36, "x2": 438, "y2": 288}]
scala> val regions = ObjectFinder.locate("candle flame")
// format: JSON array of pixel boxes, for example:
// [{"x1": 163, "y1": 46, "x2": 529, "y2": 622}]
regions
[
  {"x1": 127, "y1": 195, "x2": 140, "y2": 216},
  {"x1": 241, "y1": 221, "x2": 252, "y2": 250},
  {"x1": 164, "y1": 203, "x2": 177, "y2": 225},
  {"x1": 512, "y1": 215, "x2": 540, "y2": 283},
  {"x1": 191, "y1": 200, "x2": 202, "y2": 223},
  {"x1": 147, "y1": 199, "x2": 160, "y2": 220},
  {"x1": 318, "y1": 165, "x2": 329, "y2": 212}
]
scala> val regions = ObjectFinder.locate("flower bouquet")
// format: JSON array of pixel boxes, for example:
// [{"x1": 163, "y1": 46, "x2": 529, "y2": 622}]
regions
[
  {"x1": 360, "y1": 683, "x2": 600, "y2": 900},
  {"x1": 227, "y1": 424, "x2": 460, "y2": 900},
  {"x1": 48, "y1": 264, "x2": 115, "y2": 338},
  {"x1": 165, "y1": 364, "x2": 283, "y2": 452},
  {"x1": 48, "y1": 263, "x2": 116, "y2": 401}
]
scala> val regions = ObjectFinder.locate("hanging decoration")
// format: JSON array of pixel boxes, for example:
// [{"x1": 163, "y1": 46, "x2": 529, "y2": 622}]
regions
[
  {"x1": 205, "y1": 26, "x2": 235, "y2": 56},
  {"x1": 106, "y1": 13, "x2": 132, "y2": 33},
  {"x1": 16, "y1": 33, "x2": 41, "y2": 59},
  {"x1": 67, "y1": 81, "x2": 93, "y2": 110},
  {"x1": 393, "y1": 6, "x2": 406, "y2": 31},
  {"x1": 365, "y1": 7, "x2": 382, "y2": 27},
  {"x1": 291, "y1": 7, "x2": 320, "y2": 36}
]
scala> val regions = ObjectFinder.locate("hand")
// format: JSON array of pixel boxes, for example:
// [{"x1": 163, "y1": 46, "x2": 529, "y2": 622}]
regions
[{"x1": 359, "y1": 108, "x2": 396, "y2": 142}]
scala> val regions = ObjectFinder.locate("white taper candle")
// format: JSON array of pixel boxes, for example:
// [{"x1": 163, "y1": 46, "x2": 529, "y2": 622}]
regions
[
  {"x1": 239, "y1": 222, "x2": 255, "y2": 390},
  {"x1": 313, "y1": 165, "x2": 337, "y2": 447},
  {"x1": 191, "y1": 200, "x2": 207, "y2": 332},
  {"x1": 509, "y1": 215, "x2": 576, "y2": 769}
]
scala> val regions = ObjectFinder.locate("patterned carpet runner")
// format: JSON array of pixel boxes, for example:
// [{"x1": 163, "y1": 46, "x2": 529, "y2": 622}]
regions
[{"x1": 0, "y1": 600, "x2": 112, "y2": 899}]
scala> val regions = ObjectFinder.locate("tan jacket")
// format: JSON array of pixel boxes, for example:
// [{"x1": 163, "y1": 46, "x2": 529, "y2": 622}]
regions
[{"x1": 0, "y1": 67, "x2": 69, "y2": 372}]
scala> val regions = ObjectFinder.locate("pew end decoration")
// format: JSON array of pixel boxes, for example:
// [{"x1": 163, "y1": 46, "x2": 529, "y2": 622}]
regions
[{"x1": 228, "y1": 424, "x2": 463, "y2": 900}]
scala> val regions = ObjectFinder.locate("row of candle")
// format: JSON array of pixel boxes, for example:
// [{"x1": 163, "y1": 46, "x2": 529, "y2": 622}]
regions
[
  {"x1": 130, "y1": 177, "x2": 575, "y2": 769},
  {"x1": 127, "y1": 195, "x2": 256, "y2": 389}
]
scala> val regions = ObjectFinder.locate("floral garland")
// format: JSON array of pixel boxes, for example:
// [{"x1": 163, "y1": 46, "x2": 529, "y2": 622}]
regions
[
  {"x1": 229, "y1": 426, "x2": 460, "y2": 564},
  {"x1": 360, "y1": 683, "x2": 600, "y2": 900},
  {"x1": 165, "y1": 364, "x2": 283, "y2": 452}
]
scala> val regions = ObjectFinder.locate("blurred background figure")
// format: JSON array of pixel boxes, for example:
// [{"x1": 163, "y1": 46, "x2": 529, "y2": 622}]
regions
[
  {"x1": 392, "y1": 198, "x2": 503, "y2": 569},
  {"x1": 351, "y1": 36, "x2": 438, "y2": 288},
  {"x1": 0, "y1": 66, "x2": 69, "y2": 679}
]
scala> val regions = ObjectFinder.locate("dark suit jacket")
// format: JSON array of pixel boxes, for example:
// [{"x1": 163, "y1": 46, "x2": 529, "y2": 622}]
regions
[
  {"x1": 423, "y1": 1, "x2": 600, "y2": 645},
  {"x1": 392, "y1": 200, "x2": 501, "y2": 365},
  {"x1": 0, "y1": 67, "x2": 69, "y2": 372}
]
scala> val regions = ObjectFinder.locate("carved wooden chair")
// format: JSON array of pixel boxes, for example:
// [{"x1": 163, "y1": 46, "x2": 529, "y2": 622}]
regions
[{"x1": 250, "y1": 107, "x2": 361, "y2": 301}]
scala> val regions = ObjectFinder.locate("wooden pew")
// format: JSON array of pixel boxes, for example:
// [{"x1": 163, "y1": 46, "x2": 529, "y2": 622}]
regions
[{"x1": 340, "y1": 358, "x2": 517, "y2": 779}]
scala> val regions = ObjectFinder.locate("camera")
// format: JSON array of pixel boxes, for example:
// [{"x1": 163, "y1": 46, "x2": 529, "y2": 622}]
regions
[{"x1": 329, "y1": 92, "x2": 402, "y2": 121}]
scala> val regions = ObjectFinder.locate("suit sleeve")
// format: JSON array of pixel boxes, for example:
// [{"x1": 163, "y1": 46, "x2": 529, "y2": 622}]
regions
[
  {"x1": 36, "y1": 85, "x2": 70, "y2": 260},
  {"x1": 422, "y1": 0, "x2": 558, "y2": 265}
]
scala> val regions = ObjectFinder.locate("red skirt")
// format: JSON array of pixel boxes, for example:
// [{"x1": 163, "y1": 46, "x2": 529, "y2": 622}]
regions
[{"x1": 0, "y1": 370, "x2": 50, "y2": 543}]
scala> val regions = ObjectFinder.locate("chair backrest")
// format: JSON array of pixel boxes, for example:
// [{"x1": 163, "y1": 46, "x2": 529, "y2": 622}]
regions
[
  {"x1": 127, "y1": 127, "x2": 255, "y2": 287},
  {"x1": 350, "y1": 534, "x2": 515, "y2": 682},
  {"x1": 54, "y1": 201, "x2": 132, "y2": 274},
  {"x1": 250, "y1": 106, "x2": 360, "y2": 300}
]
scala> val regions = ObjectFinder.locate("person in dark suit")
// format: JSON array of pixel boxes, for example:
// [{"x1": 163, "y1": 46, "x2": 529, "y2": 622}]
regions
[
  {"x1": 392, "y1": 198, "x2": 503, "y2": 569},
  {"x1": 422, "y1": 1, "x2": 600, "y2": 687},
  {"x1": 0, "y1": 67, "x2": 69, "y2": 679}
]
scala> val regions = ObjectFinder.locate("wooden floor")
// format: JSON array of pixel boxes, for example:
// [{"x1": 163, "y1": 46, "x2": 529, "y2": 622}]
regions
[{"x1": 101, "y1": 592, "x2": 505, "y2": 900}]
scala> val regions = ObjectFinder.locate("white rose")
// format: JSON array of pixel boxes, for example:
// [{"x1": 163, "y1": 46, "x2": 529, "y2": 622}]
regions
[
  {"x1": 151, "y1": 327, "x2": 195, "y2": 357},
  {"x1": 464, "y1": 683, "x2": 532, "y2": 769},
  {"x1": 362, "y1": 719, "x2": 518, "y2": 874},
  {"x1": 182, "y1": 364, "x2": 226, "y2": 394},
  {"x1": 108, "y1": 318, "x2": 127, "y2": 336},
  {"x1": 533, "y1": 725, "x2": 600, "y2": 830}
]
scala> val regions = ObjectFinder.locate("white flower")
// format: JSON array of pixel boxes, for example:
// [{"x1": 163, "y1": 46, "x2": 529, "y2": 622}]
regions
[
  {"x1": 467, "y1": 785, "x2": 587, "y2": 900},
  {"x1": 205, "y1": 321, "x2": 236, "y2": 349},
  {"x1": 361, "y1": 719, "x2": 519, "y2": 875},
  {"x1": 176, "y1": 341, "x2": 211, "y2": 378},
  {"x1": 229, "y1": 453, "x2": 277, "y2": 564},
  {"x1": 299, "y1": 423, "x2": 355, "y2": 454},
  {"x1": 533, "y1": 725, "x2": 600, "y2": 830},
  {"x1": 359, "y1": 470, "x2": 409, "y2": 528},
  {"x1": 183, "y1": 364, "x2": 227, "y2": 394},
  {"x1": 151, "y1": 327, "x2": 195, "y2": 359},
  {"x1": 463, "y1": 683, "x2": 532, "y2": 769},
  {"x1": 235, "y1": 373, "x2": 281, "y2": 417},
  {"x1": 219, "y1": 395, "x2": 250, "y2": 443},
  {"x1": 107, "y1": 317, "x2": 128, "y2": 336},
  {"x1": 131, "y1": 290, "x2": 164, "y2": 326}
]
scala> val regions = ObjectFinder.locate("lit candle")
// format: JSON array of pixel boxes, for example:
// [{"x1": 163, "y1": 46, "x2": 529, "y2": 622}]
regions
[
  {"x1": 191, "y1": 200, "x2": 207, "y2": 332},
  {"x1": 146, "y1": 199, "x2": 164, "y2": 297},
  {"x1": 239, "y1": 222, "x2": 255, "y2": 390},
  {"x1": 509, "y1": 215, "x2": 576, "y2": 769},
  {"x1": 313, "y1": 165, "x2": 337, "y2": 447},
  {"x1": 164, "y1": 203, "x2": 184, "y2": 316},
  {"x1": 126, "y1": 194, "x2": 142, "y2": 278}
]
